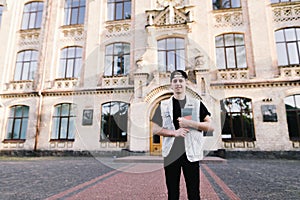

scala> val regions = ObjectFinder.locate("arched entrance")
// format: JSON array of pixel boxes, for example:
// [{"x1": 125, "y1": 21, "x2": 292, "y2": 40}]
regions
[{"x1": 149, "y1": 94, "x2": 172, "y2": 155}]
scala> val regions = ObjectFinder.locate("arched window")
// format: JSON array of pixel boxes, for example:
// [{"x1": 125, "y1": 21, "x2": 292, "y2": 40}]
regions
[
  {"x1": 59, "y1": 46, "x2": 82, "y2": 78},
  {"x1": 107, "y1": 0, "x2": 131, "y2": 21},
  {"x1": 14, "y1": 50, "x2": 38, "y2": 81},
  {"x1": 104, "y1": 43, "x2": 130, "y2": 76},
  {"x1": 21, "y1": 1, "x2": 44, "y2": 30},
  {"x1": 101, "y1": 101, "x2": 129, "y2": 142},
  {"x1": 284, "y1": 94, "x2": 300, "y2": 140},
  {"x1": 51, "y1": 103, "x2": 77, "y2": 140},
  {"x1": 215, "y1": 33, "x2": 246, "y2": 70},
  {"x1": 213, "y1": 0, "x2": 241, "y2": 10},
  {"x1": 64, "y1": 0, "x2": 86, "y2": 25},
  {"x1": 157, "y1": 38, "x2": 185, "y2": 72},
  {"x1": 6, "y1": 105, "x2": 29, "y2": 140},
  {"x1": 275, "y1": 27, "x2": 300, "y2": 66},
  {"x1": 220, "y1": 97, "x2": 255, "y2": 141}
]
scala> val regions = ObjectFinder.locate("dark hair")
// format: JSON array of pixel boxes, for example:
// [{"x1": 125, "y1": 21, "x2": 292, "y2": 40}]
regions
[{"x1": 170, "y1": 70, "x2": 188, "y2": 81}]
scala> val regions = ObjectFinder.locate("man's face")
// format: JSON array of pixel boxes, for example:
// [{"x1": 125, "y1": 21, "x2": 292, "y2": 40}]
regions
[{"x1": 170, "y1": 75, "x2": 186, "y2": 94}]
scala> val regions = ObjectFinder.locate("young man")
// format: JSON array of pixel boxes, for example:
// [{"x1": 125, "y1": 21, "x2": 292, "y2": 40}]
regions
[{"x1": 152, "y1": 70, "x2": 213, "y2": 200}]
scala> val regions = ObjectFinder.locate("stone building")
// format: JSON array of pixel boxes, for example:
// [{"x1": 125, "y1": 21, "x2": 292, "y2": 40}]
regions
[{"x1": 0, "y1": 0, "x2": 299, "y2": 155}]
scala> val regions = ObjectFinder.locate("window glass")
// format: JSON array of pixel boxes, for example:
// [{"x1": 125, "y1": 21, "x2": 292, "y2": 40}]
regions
[
  {"x1": 157, "y1": 38, "x2": 185, "y2": 72},
  {"x1": 107, "y1": 0, "x2": 131, "y2": 21},
  {"x1": 226, "y1": 48, "x2": 235, "y2": 68},
  {"x1": 216, "y1": 48, "x2": 226, "y2": 69},
  {"x1": 288, "y1": 43, "x2": 299, "y2": 64},
  {"x1": 64, "y1": 0, "x2": 86, "y2": 25},
  {"x1": 296, "y1": 95, "x2": 300, "y2": 109},
  {"x1": 236, "y1": 46, "x2": 246, "y2": 68},
  {"x1": 52, "y1": 103, "x2": 76, "y2": 140},
  {"x1": 6, "y1": 106, "x2": 29, "y2": 140},
  {"x1": 14, "y1": 50, "x2": 38, "y2": 81},
  {"x1": 285, "y1": 94, "x2": 300, "y2": 140},
  {"x1": 124, "y1": 1, "x2": 131, "y2": 19},
  {"x1": 275, "y1": 28, "x2": 300, "y2": 66},
  {"x1": 21, "y1": 2, "x2": 44, "y2": 29},
  {"x1": 101, "y1": 102, "x2": 129, "y2": 142},
  {"x1": 213, "y1": 0, "x2": 241, "y2": 10},
  {"x1": 105, "y1": 43, "x2": 130, "y2": 76},
  {"x1": 220, "y1": 97, "x2": 255, "y2": 140},
  {"x1": 215, "y1": 33, "x2": 246, "y2": 69},
  {"x1": 59, "y1": 47, "x2": 82, "y2": 78},
  {"x1": 285, "y1": 28, "x2": 296, "y2": 42}
]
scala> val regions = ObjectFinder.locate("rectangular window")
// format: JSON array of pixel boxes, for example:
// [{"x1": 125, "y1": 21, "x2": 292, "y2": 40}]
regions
[
  {"x1": 107, "y1": 0, "x2": 131, "y2": 21},
  {"x1": 64, "y1": 0, "x2": 86, "y2": 25}
]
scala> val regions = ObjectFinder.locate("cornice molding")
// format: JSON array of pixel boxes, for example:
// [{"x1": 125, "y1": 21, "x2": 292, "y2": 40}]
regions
[
  {"x1": 211, "y1": 79, "x2": 300, "y2": 89},
  {"x1": 0, "y1": 88, "x2": 134, "y2": 98}
]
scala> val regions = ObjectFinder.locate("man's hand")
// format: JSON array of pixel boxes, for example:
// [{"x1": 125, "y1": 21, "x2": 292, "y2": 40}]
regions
[
  {"x1": 178, "y1": 117, "x2": 190, "y2": 128},
  {"x1": 173, "y1": 128, "x2": 189, "y2": 137}
]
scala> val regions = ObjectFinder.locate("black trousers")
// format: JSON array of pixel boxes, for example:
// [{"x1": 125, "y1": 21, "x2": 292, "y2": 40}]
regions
[{"x1": 164, "y1": 153, "x2": 200, "y2": 200}]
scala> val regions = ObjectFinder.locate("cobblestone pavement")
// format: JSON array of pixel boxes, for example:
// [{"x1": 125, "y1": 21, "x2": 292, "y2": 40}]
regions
[{"x1": 0, "y1": 156, "x2": 299, "y2": 200}]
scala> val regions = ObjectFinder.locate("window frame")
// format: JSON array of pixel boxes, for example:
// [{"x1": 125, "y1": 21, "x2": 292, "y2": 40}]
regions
[
  {"x1": 5, "y1": 105, "x2": 29, "y2": 141},
  {"x1": 21, "y1": 1, "x2": 44, "y2": 30},
  {"x1": 58, "y1": 46, "x2": 83, "y2": 79},
  {"x1": 215, "y1": 33, "x2": 247, "y2": 70},
  {"x1": 64, "y1": 0, "x2": 86, "y2": 26},
  {"x1": 213, "y1": 0, "x2": 241, "y2": 10},
  {"x1": 157, "y1": 37, "x2": 186, "y2": 72},
  {"x1": 284, "y1": 94, "x2": 300, "y2": 141},
  {"x1": 220, "y1": 97, "x2": 256, "y2": 141},
  {"x1": 14, "y1": 50, "x2": 38, "y2": 81},
  {"x1": 104, "y1": 42, "x2": 130, "y2": 76},
  {"x1": 107, "y1": 0, "x2": 131, "y2": 21},
  {"x1": 51, "y1": 103, "x2": 76, "y2": 141},
  {"x1": 275, "y1": 27, "x2": 300, "y2": 66},
  {"x1": 100, "y1": 101, "x2": 129, "y2": 142}
]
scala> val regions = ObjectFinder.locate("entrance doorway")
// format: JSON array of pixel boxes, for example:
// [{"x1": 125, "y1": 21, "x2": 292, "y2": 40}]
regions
[{"x1": 149, "y1": 94, "x2": 171, "y2": 155}]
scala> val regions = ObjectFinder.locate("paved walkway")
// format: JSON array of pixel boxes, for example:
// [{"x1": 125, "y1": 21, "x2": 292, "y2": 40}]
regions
[
  {"x1": 1, "y1": 156, "x2": 299, "y2": 200},
  {"x1": 44, "y1": 156, "x2": 235, "y2": 200},
  {"x1": 46, "y1": 163, "x2": 237, "y2": 200}
]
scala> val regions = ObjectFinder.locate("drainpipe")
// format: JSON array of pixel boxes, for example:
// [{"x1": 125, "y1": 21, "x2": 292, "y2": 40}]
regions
[
  {"x1": 34, "y1": 90, "x2": 43, "y2": 151},
  {"x1": 34, "y1": 0, "x2": 52, "y2": 151}
]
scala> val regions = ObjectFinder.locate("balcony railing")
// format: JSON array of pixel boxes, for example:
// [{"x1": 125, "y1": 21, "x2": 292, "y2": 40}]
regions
[
  {"x1": 5, "y1": 80, "x2": 34, "y2": 92},
  {"x1": 279, "y1": 65, "x2": 300, "y2": 78},
  {"x1": 52, "y1": 78, "x2": 80, "y2": 90},
  {"x1": 217, "y1": 68, "x2": 249, "y2": 81},
  {"x1": 101, "y1": 76, "x2": 130, "y2": 88}
]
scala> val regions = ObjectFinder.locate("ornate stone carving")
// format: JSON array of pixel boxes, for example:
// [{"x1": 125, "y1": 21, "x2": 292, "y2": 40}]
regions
[
  {"x1": 146, "y1": 3, "x2": 192, "y2": 28},
  {"x1": 52, "y1": 78, "x2": 80, "y2": 90},
  {"x1": 272, "y1": 4, "x2": 300, "y2": 22},
  {"x1": 102, "y1": 76, "x2": 130, "y2": 88},
  {"x1": 217, "y1": 69, "x2": 249, "y2": 81},
  {"x1": 60, "y1": 25, "x2": 85, "y2": 44},
  {"x1": 5, "y1": 80, "x2": 34, "y2": 92},
  {"x1": 279, "y1": 65, "x2": 300, "y2": 78},
  {"x1": 18, "y1": 29, "x2": 41, "y2": 47},
  {"x1": 105, "y1": 20, "x2": 131, "y2": 38},
  {"x1": 213, "y1": 10, "x2": 243, "y2": 27}
]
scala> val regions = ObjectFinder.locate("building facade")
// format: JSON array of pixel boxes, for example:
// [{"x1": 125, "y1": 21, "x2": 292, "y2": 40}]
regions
[{"x1": 0, "y1": 0, "x2": 300, "y2": 155}]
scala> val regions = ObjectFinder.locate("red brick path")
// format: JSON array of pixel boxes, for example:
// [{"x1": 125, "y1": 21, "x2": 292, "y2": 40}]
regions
[{"x1": 46, "y1": 163, "x2": 240, "y2": 200}]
